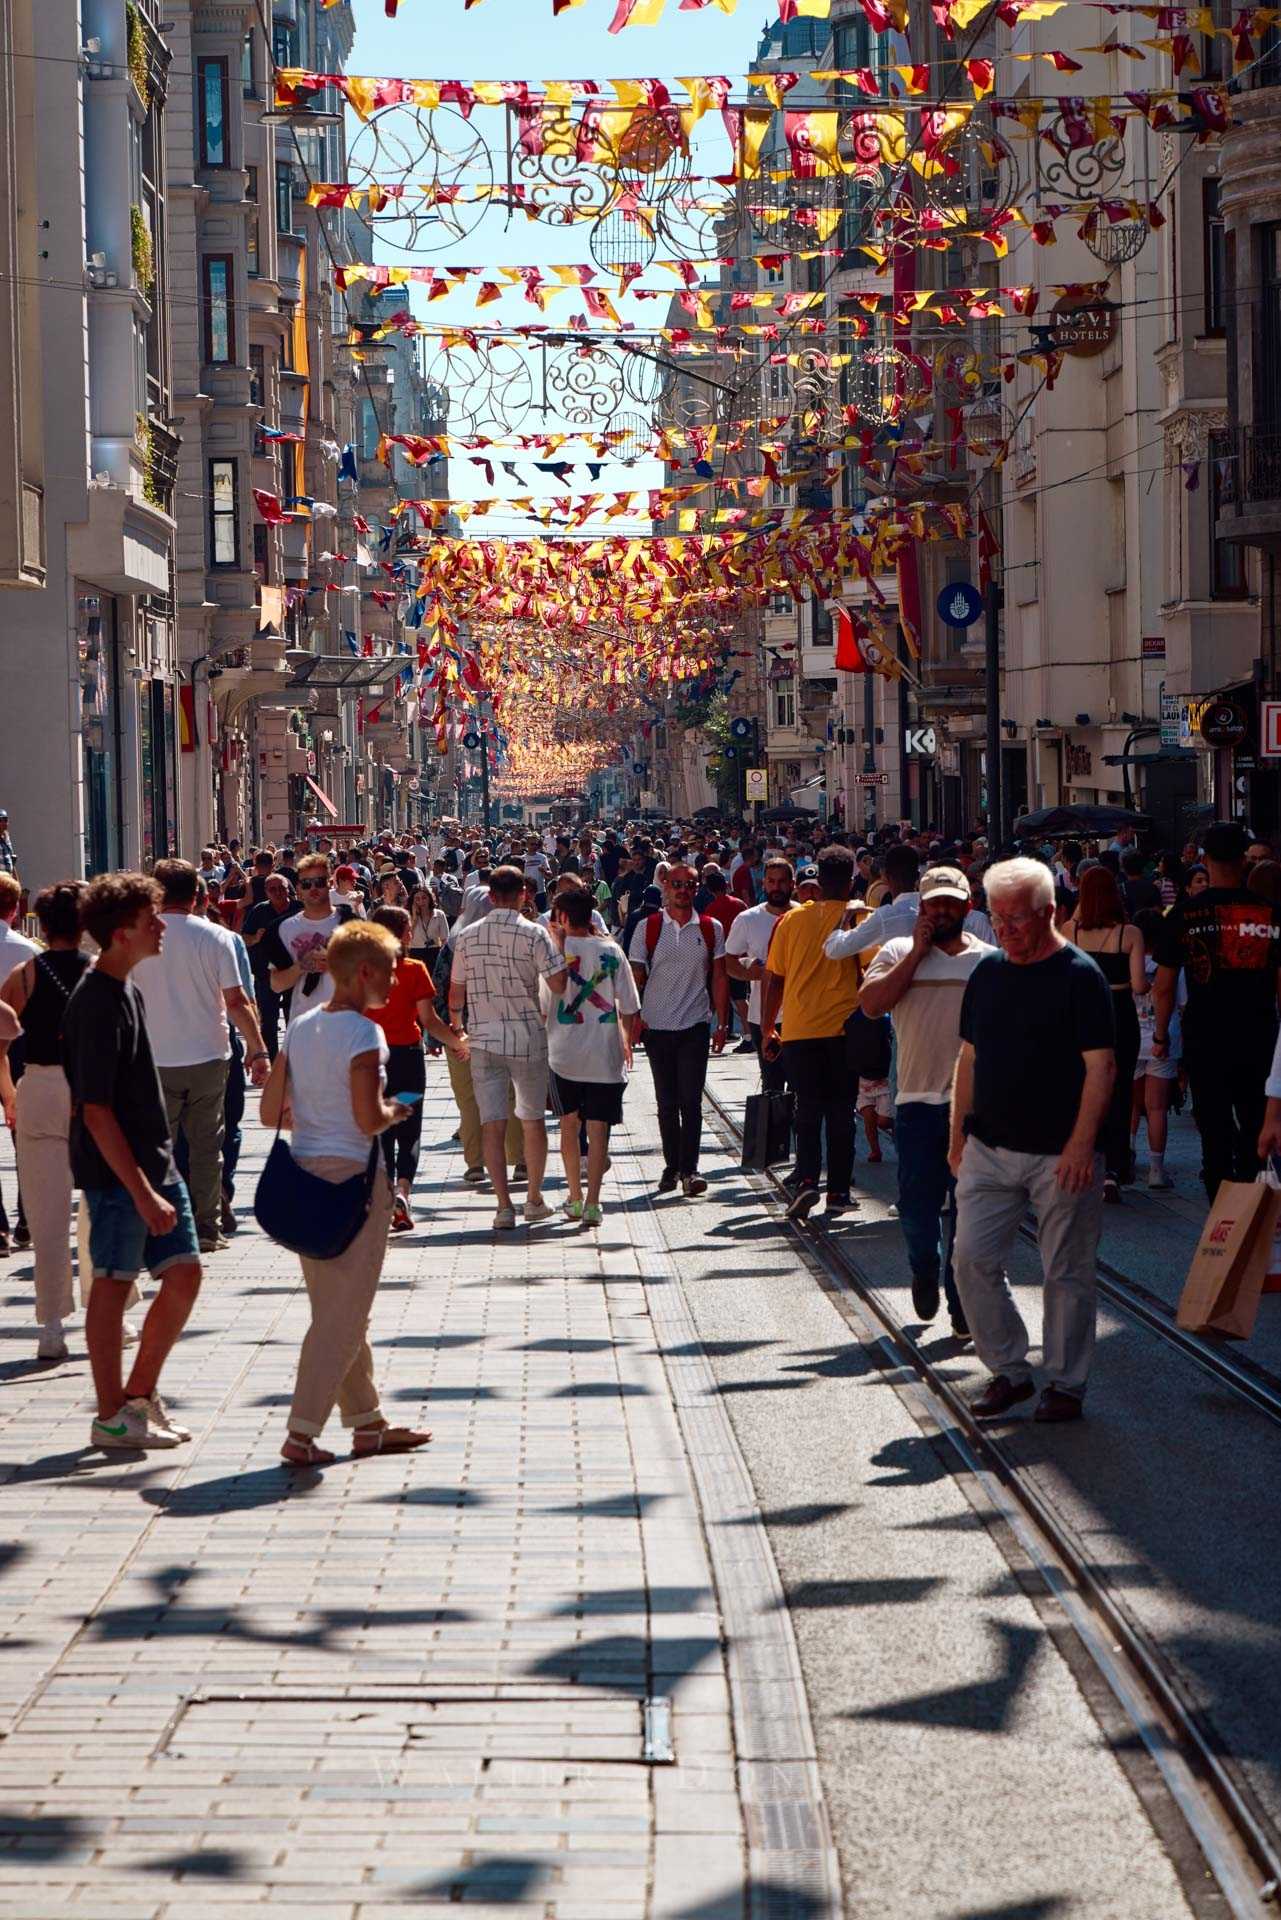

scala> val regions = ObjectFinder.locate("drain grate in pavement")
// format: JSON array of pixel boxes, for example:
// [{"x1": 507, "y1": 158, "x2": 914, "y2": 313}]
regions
[{"x1": 156, "y1": 1686, "x2": 674, "y2": 1765}]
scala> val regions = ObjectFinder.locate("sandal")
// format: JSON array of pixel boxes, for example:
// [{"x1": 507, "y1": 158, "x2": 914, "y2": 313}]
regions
[
  {"x1": 281, "y1": 1436, "x2": 337, "y2": 1467},
  {"x1": 352, "y1": 1424, "x2": 433, "y2": 1457}
]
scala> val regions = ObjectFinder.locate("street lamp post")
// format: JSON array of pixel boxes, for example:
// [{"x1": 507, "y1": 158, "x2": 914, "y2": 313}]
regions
[{"x1": 863, "y1": 668, "x2": 877, "y2": 835}]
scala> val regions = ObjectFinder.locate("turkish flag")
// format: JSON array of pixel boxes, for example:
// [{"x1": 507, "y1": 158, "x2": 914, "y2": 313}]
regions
[{"x1": 834, "y1": 606, "x2": 870, "y2": 672}]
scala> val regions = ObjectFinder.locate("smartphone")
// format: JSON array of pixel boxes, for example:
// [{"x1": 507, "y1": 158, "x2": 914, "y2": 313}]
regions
[{"x1": 393, "y1": 1090, "x2": 424, "y2": 1106}]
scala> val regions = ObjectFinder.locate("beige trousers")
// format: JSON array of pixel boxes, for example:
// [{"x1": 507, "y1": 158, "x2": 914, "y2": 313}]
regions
[
  {"x1": 15, "y1": 1065, "x2": 78, "y2": 1325},
  {"x1": 446, "y1": 1047, "x2": 522, "y2": 1170},
  {"x1": 288, "y1": 1158, "x2": 393, "y2": 1439}
]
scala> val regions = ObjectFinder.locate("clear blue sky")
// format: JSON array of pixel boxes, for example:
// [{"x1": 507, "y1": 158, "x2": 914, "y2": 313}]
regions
[{"x1": 340, "y1": 0, "x2": 780, "y2": 526}]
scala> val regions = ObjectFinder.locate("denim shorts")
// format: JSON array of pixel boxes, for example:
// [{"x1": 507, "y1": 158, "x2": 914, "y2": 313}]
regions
[{"x1": 85, "y1": 1179, "x2": 200, "y2": 1283}]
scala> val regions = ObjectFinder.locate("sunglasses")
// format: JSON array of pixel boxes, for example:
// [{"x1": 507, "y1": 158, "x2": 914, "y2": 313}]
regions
[{"x1": 299, "y1": 878, "x2": 329, "y2": 891}]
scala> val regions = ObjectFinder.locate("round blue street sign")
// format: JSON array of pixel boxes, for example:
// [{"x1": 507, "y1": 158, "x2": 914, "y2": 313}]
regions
[
  {"x1": 729, "y1": 717, "x2": 753, "y2": 740},
  {"x1": 937, "y1": 581, "x2": 983, "y2": 629},
  {"x1": 462, "y1": 730, "x2": 481, "y2": 750}
]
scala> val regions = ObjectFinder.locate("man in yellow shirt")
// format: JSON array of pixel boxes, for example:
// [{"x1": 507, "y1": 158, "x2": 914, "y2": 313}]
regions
[{"x1": 760, "y1": 844, "x2": 865, "y2": 1221}]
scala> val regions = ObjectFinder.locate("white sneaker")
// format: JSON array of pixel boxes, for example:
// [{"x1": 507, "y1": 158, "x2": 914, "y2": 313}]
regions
[
  {"x1": 1147, "y1": 1166, "x2": 1174, "y2": 1190},
  {"x1": 122, "y1": 1317, "x2": 141, "y2": 1346},
  {"x1": 523, "y1": 1200, "x2": 554, "y2": 1226},
  {"x1": 91, "y1": 1399, "x2": 183, "y2": 1450},
  {"x1": 493, "y1": 1205, "x2": 517, "y2": 1232},
  {"x1": 143, "y1": 1392, "x2": 192, "y2": 1442},
  {"x1": 37, "y1": 1322, "x2": 68, "y2": 1363}
]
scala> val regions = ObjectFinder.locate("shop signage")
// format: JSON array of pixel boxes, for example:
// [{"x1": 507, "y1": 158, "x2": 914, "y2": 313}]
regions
[
  {"x1": 1178, "y1": 695, "x2": 1213, "y2": 750},
  {"x1": 1065, "y1": 743, "x2": 1093, "y2": 777},
  {"x1": 852, "y1": 772, "x2": 891, "y2": 786},
  {"x1": 1160, "y1": 689, "x2": 1180, "y2": 748},
  {"x1": 1141, "y1": 635, "x2": 1166, "y2": 659},
  {"x1": 1048, "y1": 294, "x2": 1118, "y2": 358},
  {"x1": 745, "y1": 767, "x2": 768, "y2": 799},
  {"x1": 462, "y1": 730, "x2": 481, "y2": 750},
  {"x1": 1199, "y1": 699, "x2": 1247, "y2": 749},
  {"x1": 904, "y1": 725, "x2": 937, "y2": 756},
  {"x1": 1262, "y1": 702, "x2": 1281, "y2": 760}
]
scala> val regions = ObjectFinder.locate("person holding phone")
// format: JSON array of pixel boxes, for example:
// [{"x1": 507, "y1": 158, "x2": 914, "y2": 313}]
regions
[{"x1": 367, "y1": 906, "x2": 469, "y2": 1231}]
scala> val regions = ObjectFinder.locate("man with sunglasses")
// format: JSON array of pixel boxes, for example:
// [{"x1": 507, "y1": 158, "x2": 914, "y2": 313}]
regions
[
  {"x1": 264, "y1": 853, "x2": 359, "y2": 1029},
  {"x1": 628, "y1": 864, "x2": 729, "y2": 1197}
]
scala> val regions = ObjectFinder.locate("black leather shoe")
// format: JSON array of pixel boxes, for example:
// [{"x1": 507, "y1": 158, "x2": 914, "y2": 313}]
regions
[
  {"x1": 911, "y1": 1270, "x2": 940, "y2": 1322},
  {"x1": 657, "y1": 1169, "x2": 678, "y2": 1194},
  {"x1": 971, "y1": 1375, "x2": 1035, "y2": 1419},
  {"x1": 1034, "y1": 1386, "x2": 1085, "y2": 1423},
  {"x1": 682, "y1": 1174, "x2": 708, "y2": 1197}
]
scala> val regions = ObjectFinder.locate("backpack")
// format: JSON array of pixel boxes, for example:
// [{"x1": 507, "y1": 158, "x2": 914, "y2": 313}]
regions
[{"x1": 643, "y1": 911, "x2": 717, "y2": 969}]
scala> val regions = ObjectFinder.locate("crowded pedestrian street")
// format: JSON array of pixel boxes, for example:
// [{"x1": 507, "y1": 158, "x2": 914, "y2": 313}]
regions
[
  {"x1": 6, "y1": 0, "x2": 1281, "y2": 1910},
  {"x1": 7, "y1": 1051, "x2": 1278, "y2": 1920}
]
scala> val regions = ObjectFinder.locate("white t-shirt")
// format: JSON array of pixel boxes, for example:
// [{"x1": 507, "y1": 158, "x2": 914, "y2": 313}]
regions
[
  {"x1": 724, "y1": 901, "x2": 794, "y2": 1024},
  {"x1": 133, "y1": 911, "x2": 243, "y2": 1067},
  {"x1": 285, "y1": 1005, "x2": 387, "y2": 1163},
  {"x1": 546, "y1": 935, "x2": 640, "y2": 1084},
  {"x1": 0, "y1": 922, "x2": 38, "y2": 982},
  {"x1": 861, "y1": 932, "x2": 994, "y2": 1104},
  {"x1": 524, "y1": 851, "x2": 552, "y2": 884},
  {"x1": 269, "y1": 908, "x2": 349, "y2": 1025}
]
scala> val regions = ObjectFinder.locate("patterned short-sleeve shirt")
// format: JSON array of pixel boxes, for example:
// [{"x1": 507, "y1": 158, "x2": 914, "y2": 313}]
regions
[{"x1": 451, "y1": 908, "x2": 562, "y2": 1058}]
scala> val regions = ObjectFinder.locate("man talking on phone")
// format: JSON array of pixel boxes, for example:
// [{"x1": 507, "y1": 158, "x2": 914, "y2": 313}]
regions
[{"x1": 858, "y1": 868, "x2": 994, "y2": 1338}]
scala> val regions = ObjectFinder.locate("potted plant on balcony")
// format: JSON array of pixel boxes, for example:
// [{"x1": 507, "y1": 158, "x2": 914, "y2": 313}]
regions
[{"x1": 130, "y1": 205, "x2": 154, "y2": 295}]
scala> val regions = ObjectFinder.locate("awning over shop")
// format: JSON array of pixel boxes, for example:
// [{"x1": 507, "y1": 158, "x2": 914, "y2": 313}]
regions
[{"x1": 305, "y1": 776, "x2": 338, "y2": 819}]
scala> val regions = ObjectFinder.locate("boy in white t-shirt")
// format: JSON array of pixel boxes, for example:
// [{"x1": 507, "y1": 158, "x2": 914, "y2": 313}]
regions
[{"x1": 545, "y1": 891, "x2": 639, "y2": 1228}]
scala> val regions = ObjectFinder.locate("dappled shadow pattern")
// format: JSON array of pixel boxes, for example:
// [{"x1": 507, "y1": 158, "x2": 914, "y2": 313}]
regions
[
  {"x1": 775, "y1": 1576, "x2": 943, "y2": 1611},
  {"x1": 676, "y1": 1880, "x2": 831, "y2": 1919},
  {"x1": 145, "y1": 1848, "x2": 252, "y2": 1880},
  {"x1": 371, "y1": 1486, "x2": 487, "y2": 1507},
  {"x1": 527, "y1": 1632, "x2": 719, "y2": 1692},
  {"x1": 141, "y1": 1466, "x2": 325, "y2": 1514},
  {"x1": 866, "y1": 1435, "x2": 950, "y2": 1487},
  {"x1": 86, "y1": 1564, "x2": 475, "y2": 1654},
  {"x1": 847, "y1": 1621, "x2": 1041, "y2": 1734},
  {"x1": 545, "y1": 1492, "x2": 669, "y2": 1518},
  {"x1": 0, "y1": 1810, "x2": 92, "y2": 1859},
  {"x1": 411, "y1": 1855, "x2": 547, "y2": 1903},
  {"x1": 722, "y1": 1503, "x2": 856, "y2": 1530},
  {"x1": 547, "y1": 1585, "x2": 713, "y2": 1616}
]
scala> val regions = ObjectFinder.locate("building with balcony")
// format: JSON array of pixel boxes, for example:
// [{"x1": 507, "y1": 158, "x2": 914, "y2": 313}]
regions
[
  {"x1": 166, "y1": 0, "x2": 357, "y2": 850},
  {"x1": 0, "y1": 0, "x2": 180, "y2": 888},
  {"x1": 1213, "y1": 34, "x2": 1281, "y2": 833}
]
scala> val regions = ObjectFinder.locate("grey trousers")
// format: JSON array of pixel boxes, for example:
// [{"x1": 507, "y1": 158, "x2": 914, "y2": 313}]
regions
[
  {"x1": 160, "y1": 1058, "x2": 228, "y2": 1242},
  {"x1": 952, "y1": 1137, "x2": 1103, "y2": 1397}
]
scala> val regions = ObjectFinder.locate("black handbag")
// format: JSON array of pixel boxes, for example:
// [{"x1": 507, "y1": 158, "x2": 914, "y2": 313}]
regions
[
  {"x1": 844, "y1": 1007, "x2": 892, "y2": 1080},
  {"x1": 741, "y1": 1089, "x2": 795, "y2": 1171},
  {"x1": 252, "y1": 1036, "x2": 381, "y2": 1259}
]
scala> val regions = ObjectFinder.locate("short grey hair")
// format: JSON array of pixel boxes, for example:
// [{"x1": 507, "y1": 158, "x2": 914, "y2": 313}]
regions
[{"x1": 983, "y1": 856, "x2": 1054, "y2": 913}]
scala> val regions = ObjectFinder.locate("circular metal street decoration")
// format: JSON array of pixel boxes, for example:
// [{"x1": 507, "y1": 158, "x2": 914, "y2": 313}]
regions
[{"x1": 462, "y1": 730, "x2": 481, "y2": 749}]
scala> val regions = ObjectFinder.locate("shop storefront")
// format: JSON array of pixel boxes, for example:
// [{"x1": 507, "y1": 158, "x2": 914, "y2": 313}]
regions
[{"x1": 78, "y1": 588, "x2": 124, "y2": 877}]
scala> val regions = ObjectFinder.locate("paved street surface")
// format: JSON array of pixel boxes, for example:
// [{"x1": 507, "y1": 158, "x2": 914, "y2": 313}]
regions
[{"x1": 0, "y1": 1059, "x2": 1246, "y2": 1917}]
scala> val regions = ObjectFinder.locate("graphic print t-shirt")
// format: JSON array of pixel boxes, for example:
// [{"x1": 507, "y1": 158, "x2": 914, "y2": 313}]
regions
[
  {"x1": 546, "y1": 935, "x2": 640, "y2": 1084},
  {"x1": 1153, "y1": 888, "x2": 1281, "y2": 1046},
  {"x1": 264, "y1": 907, "x2": 354, "y2": 1024}
]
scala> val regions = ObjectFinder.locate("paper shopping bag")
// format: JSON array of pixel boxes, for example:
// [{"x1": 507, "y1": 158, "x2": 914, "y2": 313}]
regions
[
  {"x1": 1176, "y1": 1180, "x2": 1281, "y2": 1339},
  {"x1": 1259, "y1": 1165, "x2": 1281, "y2": 1295},
  {"x1": 741, "y1": 1090, "x2": 794, "y2": 1171}
]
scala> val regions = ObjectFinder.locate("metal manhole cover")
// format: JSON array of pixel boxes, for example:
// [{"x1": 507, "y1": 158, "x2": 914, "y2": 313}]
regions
[{"x1": 157, "y1": 1687, "x2": 673, "y2": 1765}]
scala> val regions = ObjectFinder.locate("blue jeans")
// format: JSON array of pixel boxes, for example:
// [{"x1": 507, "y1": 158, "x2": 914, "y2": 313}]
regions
[{"x1": 895, "y1": 1101, "x2": 962, "y2": 1322}]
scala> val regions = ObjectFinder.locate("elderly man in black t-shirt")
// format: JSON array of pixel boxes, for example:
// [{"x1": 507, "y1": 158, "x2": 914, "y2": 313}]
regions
[{"x1": 948, "y1": 858, "x2": 1116, "y2": 1423}]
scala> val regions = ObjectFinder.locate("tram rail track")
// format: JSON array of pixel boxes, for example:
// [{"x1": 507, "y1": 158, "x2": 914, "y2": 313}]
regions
[{"x1": 703, "y1": 1082, "x2": 1281, "y2": 1919}]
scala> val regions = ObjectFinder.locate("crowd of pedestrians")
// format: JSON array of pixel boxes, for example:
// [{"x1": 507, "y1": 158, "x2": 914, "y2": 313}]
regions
[{"x1": 0, "y1": 804, "x2": 1277, "y2": 1459}]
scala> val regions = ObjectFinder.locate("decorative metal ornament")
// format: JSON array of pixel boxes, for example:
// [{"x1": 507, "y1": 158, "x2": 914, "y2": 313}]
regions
[{"x1": 345, "y1": 105, "x2": 493, "y2": 257}]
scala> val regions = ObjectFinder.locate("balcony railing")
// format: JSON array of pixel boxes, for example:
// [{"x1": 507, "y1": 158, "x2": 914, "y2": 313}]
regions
[{"x1": 1222, "y1": 426, "x2": 1281, "y2": 507}]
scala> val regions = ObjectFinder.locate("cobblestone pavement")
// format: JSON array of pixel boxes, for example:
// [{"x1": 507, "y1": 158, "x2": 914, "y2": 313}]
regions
[{"x1": 0, "y1": 1065, "x2": 1214, "y2": 1916}]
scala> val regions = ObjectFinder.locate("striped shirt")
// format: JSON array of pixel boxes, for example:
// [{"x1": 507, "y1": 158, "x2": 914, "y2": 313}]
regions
[{"x1": 628, "y1": 910, "x2": 724, "y2": 1032}]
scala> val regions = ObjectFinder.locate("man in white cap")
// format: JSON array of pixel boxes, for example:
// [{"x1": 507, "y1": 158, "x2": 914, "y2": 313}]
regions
[{"x1": 858, "y1": 867, "x2": 995, "y2": 1337}]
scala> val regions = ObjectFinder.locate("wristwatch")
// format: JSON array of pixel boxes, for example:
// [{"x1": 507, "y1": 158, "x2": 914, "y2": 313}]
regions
[{"x1": 248, "y1": 1050, "x2": 269, "y2": 1065}]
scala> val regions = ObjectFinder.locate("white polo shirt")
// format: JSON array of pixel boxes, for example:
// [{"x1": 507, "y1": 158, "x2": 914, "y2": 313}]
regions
[{"x1": 627, "y1": 910, "x2": 724, "y2": 1032}]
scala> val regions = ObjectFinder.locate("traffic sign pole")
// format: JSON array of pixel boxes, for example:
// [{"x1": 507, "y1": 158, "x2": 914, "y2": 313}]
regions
[{"x1": 985, "y1": 580, "x2": 1002, "y2": 848}]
